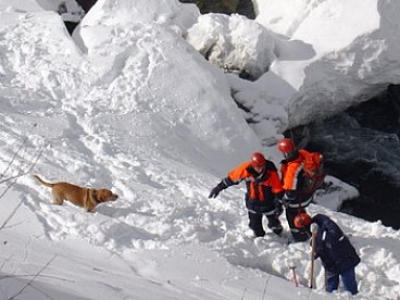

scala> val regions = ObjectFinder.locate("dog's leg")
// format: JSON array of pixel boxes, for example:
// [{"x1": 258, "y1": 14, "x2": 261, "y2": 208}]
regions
[
  {"x1": 84, "y1": 200, "x2": 95, "y2": 212},
  {"x1": 83, "y1": 189, "x2": 96, "y2": 212},
  {"x1": 51, "y1": 192, "x2": 64, "y2": 205}
]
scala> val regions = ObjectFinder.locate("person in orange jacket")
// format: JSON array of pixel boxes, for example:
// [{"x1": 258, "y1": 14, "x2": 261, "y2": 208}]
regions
[
  {"x1": 277, "y1": 138, "x2": 317, "y2": 242},
  {"x1": 209, "y1": 152, "x2": 284, "y2": 237}
]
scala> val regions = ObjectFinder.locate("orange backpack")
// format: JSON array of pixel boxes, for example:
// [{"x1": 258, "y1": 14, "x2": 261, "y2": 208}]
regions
[{"x1": 298, "y1": 149, "x2": 326, "y2": 193}]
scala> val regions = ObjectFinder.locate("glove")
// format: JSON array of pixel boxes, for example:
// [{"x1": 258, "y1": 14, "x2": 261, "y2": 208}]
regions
[
  {"x1": 280, "y1": 190, "x2": 296, "y2": 207},
  {"x1": 310, "y1": 223, "x2": 318, "y2": 233},
  {"x1": 275, "y1": 191, "x2": 284, "y2": 202},
  {"x1": 209, "y1": 181, "x2": 226, "y2": 198},
  {"x1": 274, "y1": 193, "x2": 284, "y2": 216},
  {"x1": 275, "y1": 203, "x2": 284, "y2": 217}
]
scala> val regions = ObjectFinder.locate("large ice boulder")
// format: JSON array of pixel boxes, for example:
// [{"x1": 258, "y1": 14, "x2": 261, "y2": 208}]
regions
[
  {"x1": 186, "y1": 13, "x2": 275, "y2": 80},
  {"x1": 250, "y1": 0, "x2": 400, "y2": 129}
]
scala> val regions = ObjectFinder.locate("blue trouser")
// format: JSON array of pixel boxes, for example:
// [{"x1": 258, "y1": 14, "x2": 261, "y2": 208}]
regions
[{"x1": 326, "y1": 267, "x2": 358, "y2": 295}]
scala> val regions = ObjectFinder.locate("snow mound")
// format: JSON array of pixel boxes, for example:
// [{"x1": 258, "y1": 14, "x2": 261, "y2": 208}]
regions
[
  {"x1": 186, "y1": 13, "x2": 276, "y2": 80},
  {"x1": 237, "y1": 0, "x2": 400, "y2": 137}
]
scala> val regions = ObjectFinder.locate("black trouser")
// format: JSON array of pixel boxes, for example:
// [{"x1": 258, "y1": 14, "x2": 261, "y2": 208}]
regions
[{"x1": 248, "y1": 211, "x2": 281, "y2": 237}]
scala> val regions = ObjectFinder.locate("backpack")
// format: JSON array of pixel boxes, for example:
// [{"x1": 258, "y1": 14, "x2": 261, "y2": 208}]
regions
[{"x1": 298, "y1": 149, "x2": 326, "y2": 193}]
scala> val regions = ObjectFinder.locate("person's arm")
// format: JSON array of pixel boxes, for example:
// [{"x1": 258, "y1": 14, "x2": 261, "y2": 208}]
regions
[
  {"x1": 281, "y1": 162, "x2": 300, "y2": 191},
  {"x1": 209, "y1": 180, "x2": 228, "y2": 198},
  {"x1": 209, "y1": 162, "x2": 249, "y2": 198},
  {"x1": 269, "y1": 170, "x2": 284, "y2": 194},
  {"x1": 280, "y1": 162, "x2": 301, "y2": 203}
]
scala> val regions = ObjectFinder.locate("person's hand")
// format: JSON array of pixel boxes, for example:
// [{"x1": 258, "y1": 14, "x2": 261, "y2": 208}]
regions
[
  {"x1": 310, "y1": 223, "x2": 318, "y2": 233},
  {"x1": 209, "y1": 186, "x2": 221, "y2": 198},
  {"x1": 275, "y1": 204, "x2": 284, "y2": 217},
  {"x1": 274, "y1": 195, "x2": 284, "y2": 216},
  {"x1": 275, "y1": 191, "x2": 284, "y2": 203},
  {"x1": 209, "y1": 181, "x2": 226, "y2": 198}
]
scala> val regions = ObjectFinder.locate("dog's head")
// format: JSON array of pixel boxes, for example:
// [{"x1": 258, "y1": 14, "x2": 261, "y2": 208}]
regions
[{"x1": 95, "y1": 189, "x2": 119, "y2": 203}]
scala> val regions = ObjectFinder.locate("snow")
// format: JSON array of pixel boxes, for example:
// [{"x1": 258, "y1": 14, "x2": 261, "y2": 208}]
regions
[
  {"x1": 209, "y1": 0, "x2": 400, "y2": 137},
  {"x1": 0, "y1": 0, "x2": 400, "y2": 299},
  {"x1": 266, "y1": 0, "x2": 400, "y2": 128},
  {"x1": 186, "y1": 13, "x2": 276, "y2": 80}
]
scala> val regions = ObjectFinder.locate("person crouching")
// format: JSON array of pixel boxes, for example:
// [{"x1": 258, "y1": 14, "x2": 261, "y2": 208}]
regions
[{"x1": 294, "y1": 213, "x2": 361, "y2": 295}]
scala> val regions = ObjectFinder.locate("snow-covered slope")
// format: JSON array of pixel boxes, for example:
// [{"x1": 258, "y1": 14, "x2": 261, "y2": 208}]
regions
[{"x1": 0, "y1": 0, "x2": 400, "y2": 299}]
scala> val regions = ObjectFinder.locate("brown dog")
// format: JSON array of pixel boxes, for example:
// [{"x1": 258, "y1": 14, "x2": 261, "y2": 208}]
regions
[{"x1": 33, "y1": 174, "x2": 118, "y2": 212}]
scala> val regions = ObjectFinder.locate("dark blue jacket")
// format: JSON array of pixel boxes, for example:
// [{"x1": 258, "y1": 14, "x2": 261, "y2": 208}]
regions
[{"x1": 312, "y1": 214, "x2": 360, "y2": 274}]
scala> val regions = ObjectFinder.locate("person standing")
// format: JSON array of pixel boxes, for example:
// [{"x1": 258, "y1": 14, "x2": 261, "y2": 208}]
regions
[
  {"x1": 277, "y1": 138, "x2": 322, "y2": 242},
  {"x1": 294, "y1": 213, "x2": 361, "y2": 295},
  {"x1": 209, "y1": 152, "x2": 284, "y2": 237}
]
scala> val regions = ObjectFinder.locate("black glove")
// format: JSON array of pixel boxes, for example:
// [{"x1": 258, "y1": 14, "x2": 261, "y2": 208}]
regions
[
  {"x1": 275, "y1": 191, "x2": 284, "y2": 202},
  {"x1": 274, "y1": 193, "x2": 284, "y2": 216},
  {"x1": 209, "y1": 181, "x2": 226, "y2": 198},
  {"x1": 275, "y1": 203, "x2": 284, "y2": 217}
]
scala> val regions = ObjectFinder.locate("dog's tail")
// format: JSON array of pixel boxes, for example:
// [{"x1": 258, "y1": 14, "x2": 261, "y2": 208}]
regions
[{"x1": 33, "y1": 174, "x2": 54, "y2": 187}]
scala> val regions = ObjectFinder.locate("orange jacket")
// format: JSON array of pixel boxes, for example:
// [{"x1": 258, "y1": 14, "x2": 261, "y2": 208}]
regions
[
  {"x1": 225, "y1": 160, "x2": 283, "y2": 202},
  {"x1": 280, "y1": 154, "x2": 303, "y2": 191},
  {"x1": 280, "y1": 151, "x2": 314, "y2": 207}
]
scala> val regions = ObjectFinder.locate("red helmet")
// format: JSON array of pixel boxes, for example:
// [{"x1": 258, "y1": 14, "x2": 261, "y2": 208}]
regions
[
  {"x1": 250, "y1": 152, "x2": 266, "y2": 168},
  {"x1": 293, "y1": 213, "x2": 312, "y2": 228},
  {"x1": 278, "y1": 138, "x2": 295, "y2": 154}
]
